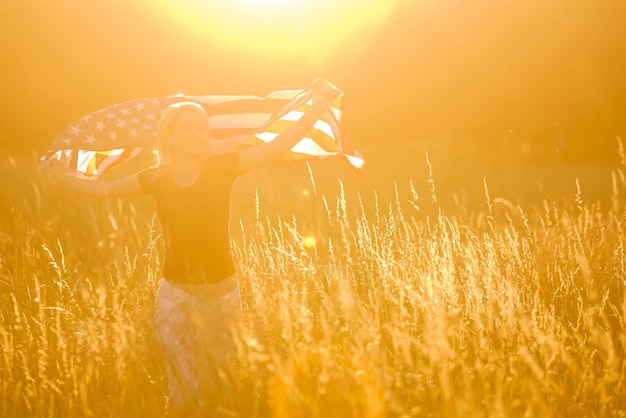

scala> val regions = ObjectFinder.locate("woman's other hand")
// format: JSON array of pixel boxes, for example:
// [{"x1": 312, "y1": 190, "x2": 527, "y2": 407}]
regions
[
  {"x1": 45, "y1": 159, "x2": 67, "y2": 181},
  {"x1": 310, "y1": 78, "x2": 341, "y2": 103}
]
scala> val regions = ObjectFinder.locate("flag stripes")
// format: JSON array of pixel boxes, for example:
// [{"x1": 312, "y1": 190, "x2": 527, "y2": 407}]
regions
[{"x1": 41, "y1": 81, "x2": 363, "y2": 179}]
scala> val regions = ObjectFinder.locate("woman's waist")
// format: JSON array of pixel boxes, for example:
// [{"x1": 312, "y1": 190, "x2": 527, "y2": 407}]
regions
[
  {"x1": 165, "y1": 273, "x2": 239, "y2": 298},
  {"x1": 164, "y1": 252, "x2": 234, "y2": 278}
]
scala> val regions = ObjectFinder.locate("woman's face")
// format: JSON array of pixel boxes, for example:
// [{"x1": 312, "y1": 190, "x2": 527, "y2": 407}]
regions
[{"x1": 167, "y1": 109, "x2": 212, "y2": 159}]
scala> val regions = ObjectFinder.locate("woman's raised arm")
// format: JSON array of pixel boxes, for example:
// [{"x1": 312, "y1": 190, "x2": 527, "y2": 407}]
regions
[
  {"x1": 236, "y1": 79, "x2": 340, "y2": 175},
  {"x1": 48, "y1": 163, "x2": 146, "y2": 198}
]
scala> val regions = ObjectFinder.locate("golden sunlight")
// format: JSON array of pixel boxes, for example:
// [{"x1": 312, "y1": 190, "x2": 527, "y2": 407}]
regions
[
  {"x1": 147, "y1": 0, "x2": 397, "y2": 66},
  {"x1": 241, "y1": 0, "x2": 300, "y2": 3}
]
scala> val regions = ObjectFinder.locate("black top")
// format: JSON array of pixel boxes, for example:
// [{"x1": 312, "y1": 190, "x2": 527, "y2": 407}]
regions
[{"x1": 138, "y1": 152, "x2": 240, "y2": 284}]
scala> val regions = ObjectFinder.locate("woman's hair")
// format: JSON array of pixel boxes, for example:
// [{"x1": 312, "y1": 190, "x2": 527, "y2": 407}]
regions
[{"x1": 156, "y1": 101, "x2": 209, "y2": 166}]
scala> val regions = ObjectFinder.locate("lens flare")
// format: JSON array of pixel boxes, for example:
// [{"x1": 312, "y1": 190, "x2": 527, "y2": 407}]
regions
[{"x1": 302, "y1": 236, "x2": 316, "y2": 249}]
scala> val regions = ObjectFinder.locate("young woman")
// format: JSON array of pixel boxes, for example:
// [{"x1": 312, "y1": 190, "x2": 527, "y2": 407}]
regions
[{"x1": 50, "y1": 78, "x2": 339, "y2": 417}]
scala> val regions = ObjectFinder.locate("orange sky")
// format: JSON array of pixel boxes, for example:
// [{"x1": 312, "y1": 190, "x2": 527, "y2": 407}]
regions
[{"x1": 2, "y1": 0, "x2": 626, "y2": 159}]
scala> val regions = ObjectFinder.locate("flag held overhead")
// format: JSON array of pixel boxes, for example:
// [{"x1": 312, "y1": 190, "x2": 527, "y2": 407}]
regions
[{"x1": 41, "y1": 80, "x2": 364, "y2": 179}]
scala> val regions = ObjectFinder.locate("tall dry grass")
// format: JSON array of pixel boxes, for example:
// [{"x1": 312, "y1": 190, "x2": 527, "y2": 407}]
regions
[{"x1": 0, "y1": 154, "x2": 624, "y2": 417}]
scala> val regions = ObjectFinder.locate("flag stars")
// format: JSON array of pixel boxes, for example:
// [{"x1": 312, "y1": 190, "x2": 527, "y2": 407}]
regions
[
  {"x1": 129, "y1": 128, "x2": 138, "y2": 139},
  {"x1": 131, "y1": 117, "x2": 140, "y2": 124},
  {"x1": 95, "y1": 121, "x2": 105, "y2": 131},
  {"x1": 150, "y1": 98, "x2": 160, "y2": 105},
  {"x1": 145, "y1": 113, "x2": 155, "y2": 121},
  {"x1": 61, "y1": 137, "x2": 72, "y2": 145},
  {"x1": 85, "y1": 134, "x2": 96, "y2": 145},
  {"x1": 134, "y1": 102, "x2": 145, "y2": 111},
  {"x1": 109, "y1": 131, "x2": 118, "y2": 141},
  {"x1": 120, "y1": 108, "x2": 130, "y2": 116},
  {"x1": 70, "y1": 125, "x2": 82, "y2": 135},
  {"x1": 106, "y1": 112, "x2": 116, "y2": 119},
  {"x1": 116, "y1": 119, "x2": 127, "y2": 128}
]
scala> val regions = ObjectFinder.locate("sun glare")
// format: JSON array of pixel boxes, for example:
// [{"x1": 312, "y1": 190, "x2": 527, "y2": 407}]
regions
[
  {"x1": 147, "y1": 0, "x2": 397, "y2": 67},
  {"x1": 241, "y1": 0, "x2": 299, "y2": 3}
]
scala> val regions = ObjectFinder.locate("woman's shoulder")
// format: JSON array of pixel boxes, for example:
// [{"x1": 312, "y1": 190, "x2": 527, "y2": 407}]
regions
[{"x1": 205, "y1": 151, "x2": 240, "y2": 167}]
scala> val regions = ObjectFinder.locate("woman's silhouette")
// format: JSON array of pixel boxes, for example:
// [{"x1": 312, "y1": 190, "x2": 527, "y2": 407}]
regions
[{"x1": 50, "y1": 78, "x2": 340, "y2": 417}]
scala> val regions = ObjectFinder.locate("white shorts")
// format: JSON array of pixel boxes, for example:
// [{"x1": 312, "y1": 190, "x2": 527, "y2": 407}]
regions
[{"x1": 154, "y1": 275, "x2": 242, "y2": 415}]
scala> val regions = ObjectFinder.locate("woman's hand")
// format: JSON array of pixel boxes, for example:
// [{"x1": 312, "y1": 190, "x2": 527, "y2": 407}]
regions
[
  {"x1": 45, "y1": 159, "x2": 67, "y2": 181},
  {"x1": 309, "y1": 78, "x2": 342, "y2": 103},
  {"x1": 236, "y1": 78, "x2": 343, "y2": 174}
]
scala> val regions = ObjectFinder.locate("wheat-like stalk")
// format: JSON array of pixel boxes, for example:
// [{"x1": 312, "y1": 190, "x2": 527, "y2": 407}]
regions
[{"x1": 0, "y1": 156, "x2": 624, "y2": 417}]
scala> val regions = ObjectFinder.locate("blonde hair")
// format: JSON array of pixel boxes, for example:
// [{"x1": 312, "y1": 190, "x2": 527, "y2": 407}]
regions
[{"x1": 156, "y1": 101, "x2": 209, "y2": 166}]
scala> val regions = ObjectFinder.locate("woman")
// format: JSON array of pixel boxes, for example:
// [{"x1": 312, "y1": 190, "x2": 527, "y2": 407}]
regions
[{"x1": 50, "y1": 78, "x2": 339, "y2": 417}]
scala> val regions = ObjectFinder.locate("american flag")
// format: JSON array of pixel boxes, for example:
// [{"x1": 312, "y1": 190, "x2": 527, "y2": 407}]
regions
[{"x1": 40, "y1": 81, "x2": 364, "y2": 179}]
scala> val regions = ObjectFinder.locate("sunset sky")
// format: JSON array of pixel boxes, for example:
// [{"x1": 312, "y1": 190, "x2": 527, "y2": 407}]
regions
[{"x1": 2, "y1": 0, "x2": 626, "y2": 160}]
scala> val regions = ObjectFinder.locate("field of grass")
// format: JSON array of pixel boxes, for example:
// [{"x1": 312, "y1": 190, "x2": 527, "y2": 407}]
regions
[{"x1": 0, "y1": 153, "x2": 625, "y2": 417}]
